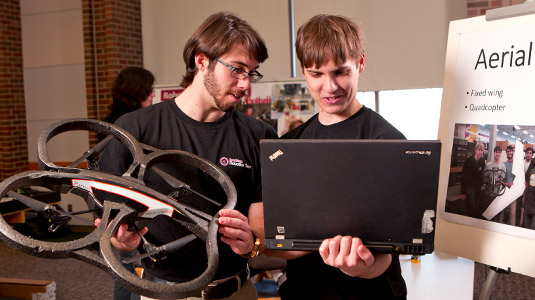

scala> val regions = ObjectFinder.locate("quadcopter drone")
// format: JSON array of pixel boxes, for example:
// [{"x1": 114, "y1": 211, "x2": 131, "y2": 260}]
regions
[
  {"x1": 482, "y1": 168, "x2": 507, "y2": 197},
  {"x1": 0, "y1": 119, "x2": 237, "y2": 299}
]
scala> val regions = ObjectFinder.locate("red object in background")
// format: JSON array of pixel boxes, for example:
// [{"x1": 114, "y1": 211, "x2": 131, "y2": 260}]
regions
[{"x1": 161, "y1": 89, "x2": 184, "y2": 101}]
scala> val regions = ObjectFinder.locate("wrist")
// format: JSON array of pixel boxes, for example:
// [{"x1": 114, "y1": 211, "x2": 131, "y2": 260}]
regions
[{"x1": 241, "y1": 231, "x2": 261, "y2": 258}]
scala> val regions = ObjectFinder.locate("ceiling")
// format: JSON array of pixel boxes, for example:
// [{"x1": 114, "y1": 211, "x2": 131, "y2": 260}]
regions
[{"x1": 497, "y1": 125, "x2": 535, "y2": 145}]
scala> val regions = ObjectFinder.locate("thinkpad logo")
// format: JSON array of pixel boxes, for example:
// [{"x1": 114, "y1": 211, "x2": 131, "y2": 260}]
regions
[{"x1": 269, "y1": 150, "x2": 284, "y2": 161}]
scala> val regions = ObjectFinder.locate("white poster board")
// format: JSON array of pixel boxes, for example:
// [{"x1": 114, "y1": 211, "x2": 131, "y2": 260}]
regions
[{"x1": 436, "y1": 12, "x2": 535, "y2": 277}]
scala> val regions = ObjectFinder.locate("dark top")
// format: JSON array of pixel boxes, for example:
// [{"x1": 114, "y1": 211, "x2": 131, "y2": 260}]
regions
[
  {"x1": 460, "y1": 155, "x2": 485, "y2": 195},
  {"x1": 97, "y1": 102, "x2": 132, "y2": 141},
  {"x1": 279, "y1": 106, "x2": 407, "y2": 300},
  {"x1": 525, "y1": 167, "x2": 535, "y2": 209},
  {"x1": 98, "y1": 99, "x2": 278, "y2": 281}
]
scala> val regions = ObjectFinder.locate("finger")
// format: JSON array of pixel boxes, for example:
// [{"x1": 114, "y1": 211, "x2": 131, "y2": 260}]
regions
[
  {"x1": 319, "y1": 238, "x2": 331, "y2": 261},
  {"x1": 220, "y1": 234, "x2": 252, "y2": 255},
  {"x1": 140, "y1": 227, "x2": 148, "y2": 235},
  {"x1": 333, "y1": 236, "x2": 353, "y2": 266},
  {"x1": 115, "y1": 223, "x2": 131, "y2": 241},
  {"x1": 218, "y1": 209, "x2": 248, "y2": 222},
  {"x1": 218, "y1": 225, "x2": 242, "y2": 238},
  {"x1": 357, "y1": 244, "x2": 374, "y2": 267},
  {"x1": 94, "y1": 218, "x2": 101, "y2": 227},
  {"x1": 218, "y1": 216, "x2": 250, "y2": 230},
  {"x1": 328, "y1": 236, "x2": 342, "y2": 259},
  {"x1": 218, "y1": 224, "x2": 250, "y2": 242},
  {"x1": 339, "y1": 236, "x2": 352, "y2": 256}
]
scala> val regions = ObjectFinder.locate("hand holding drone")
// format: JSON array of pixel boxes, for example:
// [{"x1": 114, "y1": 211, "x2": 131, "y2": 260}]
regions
[{"x1": 0, "y1": 118, "x2": 237, "y2": 299}]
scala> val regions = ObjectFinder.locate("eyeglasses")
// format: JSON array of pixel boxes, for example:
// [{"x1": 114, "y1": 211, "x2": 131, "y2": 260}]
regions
[{"x1": 216, "y1": 59, "x2": 263, "y2": 83}]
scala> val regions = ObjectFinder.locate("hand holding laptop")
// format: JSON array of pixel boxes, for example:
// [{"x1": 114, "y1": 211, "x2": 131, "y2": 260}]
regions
[{"x1": 319, "y1": 235, "x2": 392, "y2": 278}]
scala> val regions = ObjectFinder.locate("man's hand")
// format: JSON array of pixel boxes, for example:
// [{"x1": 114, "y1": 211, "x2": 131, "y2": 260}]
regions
[
  {"x1": 94, "y1": 218, "x2": 147, "y2": 252},
  {"x1": 217, "y1": 209, "x2": 254, "y2": 256},
  {"x1": 319, "y1": 235, "x2": 391, "y2": 278}
]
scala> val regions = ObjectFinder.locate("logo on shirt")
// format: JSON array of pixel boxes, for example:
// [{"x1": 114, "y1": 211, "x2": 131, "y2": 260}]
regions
[{"x1": 219, "y1": 157, "x2": 251, "y2": 169}]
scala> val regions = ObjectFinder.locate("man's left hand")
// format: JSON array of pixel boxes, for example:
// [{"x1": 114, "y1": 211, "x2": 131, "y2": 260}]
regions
[{"x1": 319, "y1": 235, "x2": 392, "y2": 278}]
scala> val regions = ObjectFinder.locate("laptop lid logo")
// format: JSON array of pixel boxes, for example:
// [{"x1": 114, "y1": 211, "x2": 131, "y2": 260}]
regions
[
  {"x1": 405, "y1": 150, "x2": 432, "y2": 156},
  {"x1": 269, "y1": 150, "x2": 284, "y2": 161}
]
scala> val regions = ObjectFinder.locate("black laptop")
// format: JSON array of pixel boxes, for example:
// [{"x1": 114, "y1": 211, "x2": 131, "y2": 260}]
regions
[{"x1": 260, "y1": 139, "x2": 441, "y2": 255}]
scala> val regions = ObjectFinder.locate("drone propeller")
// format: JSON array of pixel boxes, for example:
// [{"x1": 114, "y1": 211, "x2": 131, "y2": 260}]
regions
[
  {"x1": 152, "y1": 167, "x2": 222, "y2": 206},
  {"x1": 7, "y1": 191, "x2": 94, "y2": 226},
  {"x1": 122, "y1": 233, "x2": 197, "y2": 264}
]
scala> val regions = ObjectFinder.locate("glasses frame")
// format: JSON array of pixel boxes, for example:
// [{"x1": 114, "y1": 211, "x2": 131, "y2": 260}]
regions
[{"x1": 216, "y1": 59, "x2": 263, "y2": 83}]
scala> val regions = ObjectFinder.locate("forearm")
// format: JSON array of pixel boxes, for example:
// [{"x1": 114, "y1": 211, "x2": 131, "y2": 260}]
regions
[
  {"x1": 249, "y1": 202, "x2": 308, "y2": 259},
  {"x1": 264, "y1": 249, "x2": 310, "y2": 260},
  {"x1": 354, "y1": 253, "x2": 392, "y2": 279}
]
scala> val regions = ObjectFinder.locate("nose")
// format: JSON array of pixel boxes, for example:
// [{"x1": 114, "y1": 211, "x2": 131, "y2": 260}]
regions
[
  {"x1": 237, "y1": 76, "x2": 251, "y2": 90},
  {"x1": 323, "y1": 75, "x2": 337, "y2": 93}
]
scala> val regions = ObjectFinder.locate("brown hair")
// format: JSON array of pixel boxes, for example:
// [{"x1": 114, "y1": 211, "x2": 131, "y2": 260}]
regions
[
  {"x1": 180, "y1": 12, "x2": 268, "y2": 88},
  {"x1": 111, "y1": 66, "x2": 154, "y2": 111},
  {"x1": 475, "y1": 142, "x2": 485, "y2": 151},
  {"x1": 296, "y1": 14, "x2": 364, "y2": 69}
]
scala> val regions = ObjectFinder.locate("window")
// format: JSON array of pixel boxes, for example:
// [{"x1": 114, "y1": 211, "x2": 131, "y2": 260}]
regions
[{"x1": 378, "y1": 88, "x2": 443, "y2": 140}]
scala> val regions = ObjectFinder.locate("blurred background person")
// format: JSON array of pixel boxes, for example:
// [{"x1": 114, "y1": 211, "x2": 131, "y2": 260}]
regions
[{"x1": 98, "y1": 66, "x2": 155, "y2": 141}]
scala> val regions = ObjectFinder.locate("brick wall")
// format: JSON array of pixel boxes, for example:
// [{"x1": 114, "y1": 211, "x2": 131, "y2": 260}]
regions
[
  {"x1": 82, "y1": 0, "x2": 143, "y2": 144},
  {"x1": 0, "y1": 0, "x2": 28, "y2": 181},
  {"x1": 467, "y1": 0, "x2": 527, "y2": 17}
]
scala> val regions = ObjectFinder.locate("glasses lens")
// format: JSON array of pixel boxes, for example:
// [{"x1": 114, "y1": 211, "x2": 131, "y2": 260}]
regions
[
  {"x1": 231, "y1": 69, "x2": 247, "y2": 80},
  {"x1": 250, "y1": 73, "x2": 263, "y2": 83}
]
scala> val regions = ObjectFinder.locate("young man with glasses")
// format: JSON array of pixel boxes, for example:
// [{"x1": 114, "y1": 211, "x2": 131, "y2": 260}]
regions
[
  {"x1": 98, "y1": 12, "x2": 277, "y2": 300},
  {"x1": 267, "y1": 14, "x2": 407, "y2": 299}
]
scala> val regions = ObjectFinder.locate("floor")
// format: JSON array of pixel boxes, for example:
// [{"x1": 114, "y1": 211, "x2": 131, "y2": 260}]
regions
[{"x1": 0, "y1": 239, "x2": 534, "y2": 299}]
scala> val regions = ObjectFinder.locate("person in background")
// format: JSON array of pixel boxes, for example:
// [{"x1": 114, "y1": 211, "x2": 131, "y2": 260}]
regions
[
  {"x1": 460, "y1": 142, "x2": 486, "y2": 219},
  {"x1": 483, "y1": 146, "x2": 506, "y2": 195},
  {"x1": 520, "y1": 147, "x2": 534, "y2": 226},
  {"x1": 523, "y1": 165, "x2": 535, "y2": 229},
  {"x1": 524, "y1": 147, "x2": 533, "y2": 174},
  {"x1": 268, "y1": 14, "x2": 407, "y2": 299},
  {"x1": 503, "y1": 145, "x2": 516, "y2": 225},
  {"x1": 97, "y1": 11, "x2": 277, "y2": 300},
  {"x1": 97, "y1": 66, "x2": 155, "y2": 142},
  {"x1": 98, "y1": 66, "x2": 155, "y2": 300},
  {"x1": 481, "y1": 146, "x2": 506, "y2": 222}
]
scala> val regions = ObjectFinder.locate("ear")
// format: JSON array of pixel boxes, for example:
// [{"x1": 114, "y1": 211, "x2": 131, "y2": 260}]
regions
[
  {"x1": 358, "y1": 53, "x2": 365, "y2": 74},
  {"x1": 194, "y1": 53, "x2": 210, "y2": 72}
]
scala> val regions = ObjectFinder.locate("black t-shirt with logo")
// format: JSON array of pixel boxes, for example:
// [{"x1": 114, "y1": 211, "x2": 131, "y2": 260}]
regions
[{"x1": 99, "y1": 99, "x2": 278, "y2": 281}]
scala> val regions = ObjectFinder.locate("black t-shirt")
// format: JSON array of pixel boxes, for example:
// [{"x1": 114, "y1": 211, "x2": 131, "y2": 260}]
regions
[
  {"x1": 98, "y1": 99, "x2": 278, "y2": 281},
  {"x1": 460, "y1": 155, "x2": 485, "y2": 195},
  {"x1": 280, "y1": 106, "x2": 408, "y2": 300}
]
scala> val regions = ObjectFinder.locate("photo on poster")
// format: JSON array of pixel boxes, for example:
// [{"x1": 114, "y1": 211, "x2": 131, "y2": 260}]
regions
[{"x1": 442, "y1": 122, "x2": 535, "y2": 239}]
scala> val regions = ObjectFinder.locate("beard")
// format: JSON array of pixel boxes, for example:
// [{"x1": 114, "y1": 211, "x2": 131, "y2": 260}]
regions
[{"x1": 204, "y1": 69, "x2": 241, "y2": 112}]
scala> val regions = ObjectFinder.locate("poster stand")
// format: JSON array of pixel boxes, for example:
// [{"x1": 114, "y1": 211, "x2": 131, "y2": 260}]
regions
[
  {"x1": 476, "y1": 3, "x2": 535, "y2": 299},
  {"x1": 479, "y1": 266, "x2": 510, "y2": 300}
]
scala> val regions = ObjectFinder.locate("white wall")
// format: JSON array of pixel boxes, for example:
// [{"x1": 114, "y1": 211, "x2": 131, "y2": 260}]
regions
[
  {"x1": 21, "y1": 0, "x2": 88, "y2": 163},
  {"x1": 20, "y1": 0, "x2": 90, "y2": 225},
  {"x1": 141, "y1": 0, "x2": 467, "y2": 91},
  {"x1": 141, "y1": 0, "x2": 292, "y2": 85}
]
